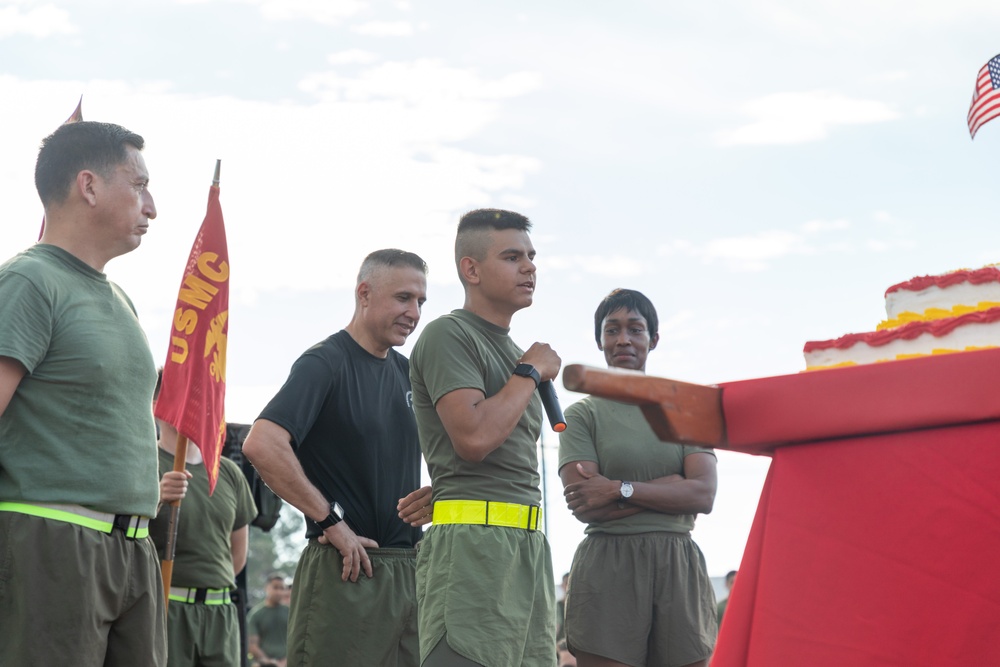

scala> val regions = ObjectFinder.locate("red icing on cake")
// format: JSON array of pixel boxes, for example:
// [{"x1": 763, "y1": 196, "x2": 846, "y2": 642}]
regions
[
  {"x1": 884, "y1": 266, "x2": 1000, "y2": 296},
  {"x1": 803, "y1": 306, "x2": 1000, "y2": 352}
]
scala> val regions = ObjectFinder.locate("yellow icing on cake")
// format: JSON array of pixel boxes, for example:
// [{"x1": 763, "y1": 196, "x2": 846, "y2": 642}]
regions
[
  {"x1": 805, "y1": 345, "x2": 998, "y2": 371},
  {"x1": 877, "y1": 302, "x2": 1000, "y2": 330}
]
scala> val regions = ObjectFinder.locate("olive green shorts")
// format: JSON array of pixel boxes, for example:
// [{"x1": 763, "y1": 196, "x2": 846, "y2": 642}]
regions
[
  {"x1": 287, "y1": 540, "x2": 418, "y2": 667},
  {"x1": 565, "y1": 532, "x2": 717, "y2": 667},
  {"x1": 0, "y1": 511, "x2": 166, "y2": 666},
  {"x1": 416, "y1": 524, "x2": 556, "y2": 667},
  {"x1": 166, "y1": 598, "x2": 240, "y2": 667}
]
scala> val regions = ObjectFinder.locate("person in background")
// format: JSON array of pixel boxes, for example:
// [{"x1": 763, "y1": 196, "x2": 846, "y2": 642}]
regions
[
  {"x1": 556, "y1": 572, "x2": 570, "y2": 642},
  {"x1": 0, "y1": 121, "x2": 165, "y2": 666},
  {"x1": 247, "y1": 573, "x2": 290, "y2": 667},
  {"x1": 559, "y1": 288, "x2": 718, "y2": 667},
  {"x1": 153, "y1": 370, "x2": 258, "y2": 667},
  {"x1": 717, "y1": 570, "x2": 738, "y2": 626}
]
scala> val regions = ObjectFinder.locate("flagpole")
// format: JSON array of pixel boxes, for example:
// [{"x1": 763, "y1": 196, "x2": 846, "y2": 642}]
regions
[
  {"x1": 161, "y1": 433, "x2": 189, "y2": 610},
  {"x1": 39, "y1": 97, "x2": 84, "y2": 241}
]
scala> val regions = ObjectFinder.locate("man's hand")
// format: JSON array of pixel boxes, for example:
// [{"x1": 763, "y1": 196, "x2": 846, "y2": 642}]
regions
[
  {"x1": 397, "y1": 486, "x2": 433, "y2": 527},
  {"x1": 564, "y1": 464, "x2": 620, "y2": 516},
  {"x1": 318, "y1": 522, "x2": 379, "y2": 582},
  {"x1": 520, "y1": 342, "x2": 561, "y2": 382},
  {"x1": 158, "y1": 470, "x2": 192, "y2": 505}
]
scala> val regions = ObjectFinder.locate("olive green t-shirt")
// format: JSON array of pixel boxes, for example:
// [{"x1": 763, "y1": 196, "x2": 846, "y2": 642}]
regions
[
  {"x1": 558, "y1": 396, "x2": 716, "y2": 535},
  {"x1": 247, "y1": 603, "x2": 289, "y2": 660},
  {"x1": 0, "y1": 244, "x2": 159, "y2": 516},
  {"x1": 409, "y1": 309, "x2": 543, "y2": 505},
  {"x1": 150, "y1": 448, "x2": 257, "y2": 588}
]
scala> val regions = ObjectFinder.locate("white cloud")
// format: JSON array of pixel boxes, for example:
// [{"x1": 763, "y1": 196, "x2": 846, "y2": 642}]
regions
[
  {"x1": 544, "y1": 255, "x2": 646, "y2": 277},
  {"x1": 351, "y1": 20, "x2": 414, "y2": 37},
  {"x1": 868, "y1": 70, "x2": 910, "y2": 83},
  {"x1": 702, "y1": 231, "x2": 813, "y2": 271},
  {"x1": 801, "y1": 218, "x2": 850, "y2": 233},
  {"x1": 300, "y1": 59, "x2": 542, "y2": 107},
  {"x1": 715, "y1": 91, "x2": 899, "y2": 146},
  {"x1": 175, "y1": 0, "x2": 366, "y2": 25},
  {"x1": 0, "y1": 3, "x2": 75, "y2": 38},
  {"x1": 657, "y1": 218, "x2": 866, "y2": 271},
  {"x1": 327, "y1": 49, "x2": 380, "y2": 66},
  {"x1": 752, "y1": 0, "x2": 1000, "y2": 36}
]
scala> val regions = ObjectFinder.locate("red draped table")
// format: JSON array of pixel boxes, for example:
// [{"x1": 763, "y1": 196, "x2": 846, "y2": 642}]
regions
[{"x1": 564, "y1": 348, "x2": 1000, "y2": 666}]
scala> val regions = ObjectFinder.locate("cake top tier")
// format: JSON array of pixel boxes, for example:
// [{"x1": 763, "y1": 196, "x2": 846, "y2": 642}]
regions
[{"x1": 884, "y1": 265, "x2": 1000, "y2": 296}]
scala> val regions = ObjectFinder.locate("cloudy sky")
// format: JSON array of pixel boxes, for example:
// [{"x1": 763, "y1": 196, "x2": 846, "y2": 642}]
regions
[{"x1": 2, "y1": 0, "x2": 999, "y2": 579}]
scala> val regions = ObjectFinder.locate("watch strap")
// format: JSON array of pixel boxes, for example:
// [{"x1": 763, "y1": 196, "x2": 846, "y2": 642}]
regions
[
  {"x1": 512, "y1": 363, "x2": 541, "y2": 388},
  {"x1": 315, "y1": 501, "x2": 344, "y2": 530}
]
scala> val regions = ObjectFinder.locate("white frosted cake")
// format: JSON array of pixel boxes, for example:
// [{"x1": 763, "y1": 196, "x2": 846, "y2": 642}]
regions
[{"x1": 804, "y1": 266, "x2": 1000, "y2": 370}]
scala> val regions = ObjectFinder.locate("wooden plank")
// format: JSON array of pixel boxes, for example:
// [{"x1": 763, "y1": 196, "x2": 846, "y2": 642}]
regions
[{"x1": 562, "y1": 364, "x2": 726, "y2": 447}]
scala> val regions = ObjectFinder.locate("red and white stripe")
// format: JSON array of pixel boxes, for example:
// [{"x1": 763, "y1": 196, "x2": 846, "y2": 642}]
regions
[{"x1": 968, "y1": 55, "x2": 1000, "y2": 139}]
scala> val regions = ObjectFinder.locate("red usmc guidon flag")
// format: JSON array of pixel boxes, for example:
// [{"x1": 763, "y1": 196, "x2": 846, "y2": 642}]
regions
[{"x1": 154, "y1": 175, "x2": 229, "y2": 493}]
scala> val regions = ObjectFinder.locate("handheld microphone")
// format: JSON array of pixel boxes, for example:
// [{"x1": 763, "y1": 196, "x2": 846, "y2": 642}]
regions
[{"x1": 539, "y1": 380, "x2": 567, "y2": 432}]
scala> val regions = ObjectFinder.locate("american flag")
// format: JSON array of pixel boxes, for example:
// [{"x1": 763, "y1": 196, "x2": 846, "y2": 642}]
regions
[{"x1": 968, "y1": 54, "x2": 1000, "y2": 139}]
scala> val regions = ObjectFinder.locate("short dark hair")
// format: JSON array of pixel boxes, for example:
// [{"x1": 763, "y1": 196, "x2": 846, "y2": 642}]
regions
[
  {"x1": 35, "y1": 121, "x2": 145, "y2": 206},
  {"x1": 593, "y1": 288, "x2": 659, "y2": 345},
  {"x1": 457, "y1": 208, "x2": 531, "y2": 237},
  {"x1": 265, "y1": 573, "x2": 286, "y2": 585},
  {"x1": 726, "y1": 570, "x2": 737, "y2": 584},
  {"x1": 357, "y1": 248, "x2": 428, "y2": 284},
  {"x1": 454, "y1": 209, "x2": 531, "y2": 283}
]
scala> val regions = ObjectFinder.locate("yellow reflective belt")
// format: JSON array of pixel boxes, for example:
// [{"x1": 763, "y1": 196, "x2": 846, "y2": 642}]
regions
[
  {"x1": 0, "y1": 501, "x2": 150, "y2": 539},
  {"x1": 168, "y1": 586, "x2": 233, "y2": 605},
  {"x1": 433, "y1": 500, "x2": 542, "y2": 531}
]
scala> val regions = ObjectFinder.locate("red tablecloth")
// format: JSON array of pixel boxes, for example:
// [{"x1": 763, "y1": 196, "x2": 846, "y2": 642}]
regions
[{"x1": 710, "y1": 348, "x2": 1000, "y2": 666}]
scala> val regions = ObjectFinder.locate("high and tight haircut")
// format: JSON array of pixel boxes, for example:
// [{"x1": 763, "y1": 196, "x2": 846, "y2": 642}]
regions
[
  {"x1": 593, "y1": 288, "x2": 659, "y2": 346},
  {"x1": 35, "y1": 121, "x2": 145, "y2": 207},
  {"x1": 265, "y1": 572, "x2": 287, "y2": 585},
  {"x1": 454, "y1": 208, "x2": 532, "y2": 282},
  {"x1": 356, "y1": 248, "x2": 428, "y2": 285}
]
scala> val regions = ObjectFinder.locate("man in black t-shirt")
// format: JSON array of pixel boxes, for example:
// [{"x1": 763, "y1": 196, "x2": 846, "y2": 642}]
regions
[{"x1": 243, "y1": 249, "x2": 433, "y2": 667}]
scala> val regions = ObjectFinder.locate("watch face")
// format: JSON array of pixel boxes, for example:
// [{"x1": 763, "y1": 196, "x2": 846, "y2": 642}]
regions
[
  {"x1": 513, "y1": 363, "x2": 541, "y2": 386},
  {"x1": 317, "y1": 501, "x2": 345, "y2": 529},
  {"x1": 621, "y1": 482, "x2": 634, "y2": 499}
]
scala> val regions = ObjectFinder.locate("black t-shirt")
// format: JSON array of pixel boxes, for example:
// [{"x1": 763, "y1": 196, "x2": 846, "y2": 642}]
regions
[{"x1": 257, "y1": 330, "x2": 422, "y2": 547}]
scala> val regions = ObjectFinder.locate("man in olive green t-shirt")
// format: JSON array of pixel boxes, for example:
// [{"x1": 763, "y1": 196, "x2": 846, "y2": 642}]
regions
[
  {"x1": 247, "y1": 574, "x2": 290, "y2": 666},
  {"x1": 409, "y1": 209, "x2": 561, "y2": 667},
  {"x1": 154, "y1": 372, "x2": 257, "y2": 667},
  {"x1": 0, "y1": 121, "x2": 166, "y2": 666}
]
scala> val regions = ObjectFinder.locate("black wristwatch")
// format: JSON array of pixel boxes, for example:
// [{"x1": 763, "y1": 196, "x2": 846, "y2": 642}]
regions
[
  {"x1": 316, "y1": 501, "x2": 345, "y2": 530},
  {"x1": 512, "y1": 363, "x2": 541, "y2": 388}
]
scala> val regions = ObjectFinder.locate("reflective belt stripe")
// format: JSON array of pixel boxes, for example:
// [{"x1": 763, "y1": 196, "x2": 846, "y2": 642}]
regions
[
  {"x1": 433, "y1": 500, "x2": 542, "y2": 531},
  {"x1": 168, "y1": 587, "x2": 232, "y2": 605},
  {"x1": 0, "y1": 501, "x2": 150, "y2": 539}
]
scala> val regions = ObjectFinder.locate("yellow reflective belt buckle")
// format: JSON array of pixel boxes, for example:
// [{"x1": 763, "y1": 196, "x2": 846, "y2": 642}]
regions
[
  {"x1": 113, "y1": 514, "x2": 150, "y2": 540},
  {"x1": 169, "y1": 586, "x2": 232, "y2": 605},
  {"x1": 433, "y1": 500, "x2": 542, "y2": 531}
]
